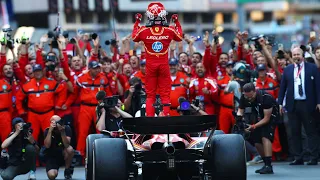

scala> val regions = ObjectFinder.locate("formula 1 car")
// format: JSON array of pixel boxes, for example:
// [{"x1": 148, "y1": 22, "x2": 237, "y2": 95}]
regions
[{"x1": 86, "y1": 115, "x2": 247, "y2": 180}]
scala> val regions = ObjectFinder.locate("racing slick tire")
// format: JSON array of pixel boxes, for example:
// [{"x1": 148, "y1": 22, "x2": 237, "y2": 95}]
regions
[
  {"x1": 213, "y1": 130, "x2": 225, "y2": 135},
  {"x1": 86, "y1": 134, "x2": 110, "y2": 180},
  {"x1": 93, "y1": 138, "x2": 128, "y2": 180},
  {"x1": 209, "y1": 134, "x2": 246, "y2": 180}
]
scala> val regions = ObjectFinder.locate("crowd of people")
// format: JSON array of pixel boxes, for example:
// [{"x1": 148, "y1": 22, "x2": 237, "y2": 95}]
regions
[{"x1": 0, "y1": 12, "x2": 320, "y2": 179}]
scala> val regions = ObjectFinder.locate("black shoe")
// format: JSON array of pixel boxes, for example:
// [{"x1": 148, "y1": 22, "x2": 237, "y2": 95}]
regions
[
  {"x1": 259, "y1": 165, "x2": 274, "y2": 174},
  {"x1": 306, "y1": 160, "x2": 318, "y2": 165},
  {"x1": 289, "y1": 159, "x2": 304, "y2": 165},
  {"x1": 64, "y1": 168, "x2": 73, "y2": 180},
  {"x1": 255, "y1": 166, "x2": 265, "y2": 174}
]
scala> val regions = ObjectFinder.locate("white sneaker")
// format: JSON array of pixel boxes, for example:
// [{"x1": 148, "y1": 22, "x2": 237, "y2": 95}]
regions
[
  {"x1": 247, "y1": 155, "x2": 263, "y2": 166},
  {"x1": 28, "y1": 170, "x2": 36, "y2": 180}
]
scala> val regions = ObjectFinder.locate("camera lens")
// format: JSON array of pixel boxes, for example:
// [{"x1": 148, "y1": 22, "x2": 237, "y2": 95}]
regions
[
  {"x1": 48, "y1": 31, "x2": 54, "y2": 38},
  {"x1": 63, "y1": 31, "x2": 69, "y2": 39},
  {"x1": 111, "y1": 39, "x2": 117, "y2": 45},
  {"x1": 91, "y1": 33, "x2": 97, "y2": 40}
]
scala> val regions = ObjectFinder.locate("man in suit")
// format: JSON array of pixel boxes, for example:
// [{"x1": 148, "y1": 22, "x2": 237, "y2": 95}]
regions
[{"x1": 278, "y1": 47, "x2": 320, "y2": 165}]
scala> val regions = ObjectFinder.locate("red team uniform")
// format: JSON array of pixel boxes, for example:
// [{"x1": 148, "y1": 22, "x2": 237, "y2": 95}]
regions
[{"x1": 132, "y1": 2, "x2": 183, "y2": 116}]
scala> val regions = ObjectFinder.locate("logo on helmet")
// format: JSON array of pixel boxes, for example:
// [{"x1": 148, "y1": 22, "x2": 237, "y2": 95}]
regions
[{"x1": 152, "y1": 41, "x2": 163, "y2": 52}]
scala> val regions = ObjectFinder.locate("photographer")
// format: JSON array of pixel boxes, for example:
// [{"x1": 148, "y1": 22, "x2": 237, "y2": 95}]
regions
[
  {"x1": 96, "y1": 99, "x2": 133, "y2": 135},
  {"x1": 43, "y1": 115, "x2": 74, "y2": 180},
  {"x1": 1, "y1": 118, "x2": 38, "y2": 180},
  {"x1": 123, "y1": 77, "x2": 146, "y2": 117},
  {"x1": 237, "y1": 83, "x2": 277, "y2": 174}
]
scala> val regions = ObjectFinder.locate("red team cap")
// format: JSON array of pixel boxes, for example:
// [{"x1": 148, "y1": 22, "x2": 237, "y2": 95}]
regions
[{"x1": 146, "y1": 2, "x2": 167, "y2": 19}]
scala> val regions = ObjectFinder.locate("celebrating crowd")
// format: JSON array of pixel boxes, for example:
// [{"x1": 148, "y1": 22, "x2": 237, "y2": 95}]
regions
[{"x1": 0, "y1": 11, "x2": 320, "y2": 179}]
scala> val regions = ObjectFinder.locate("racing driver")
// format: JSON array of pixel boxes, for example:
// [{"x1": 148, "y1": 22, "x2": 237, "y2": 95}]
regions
[{"x1": 131, "y1": 2, "x2": 183, "y2": 117}]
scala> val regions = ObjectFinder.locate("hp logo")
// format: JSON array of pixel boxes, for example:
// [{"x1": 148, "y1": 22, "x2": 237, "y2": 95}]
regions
[{"x1": 152, "y1": 41, "x2": 163, "y2": 52}]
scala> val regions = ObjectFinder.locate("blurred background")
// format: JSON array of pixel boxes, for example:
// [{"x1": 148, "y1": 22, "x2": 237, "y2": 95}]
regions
[{"x1": 0, "y1": 0, "x2": 320, "y2": 54}]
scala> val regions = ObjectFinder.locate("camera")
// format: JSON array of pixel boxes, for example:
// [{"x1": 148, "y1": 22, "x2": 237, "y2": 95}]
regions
[
  {"x1": 213, "y1": 35, "x2": 219, "y2": 44},
  {"x1": 179, "y1": 97, "x2": 191, "y2": 111},
  {"x1": 134, "y1": 83, "x2": 142, "y2": 92},
  {"x1": 56, "y1": 118, "x2": 65, "y2": 126},
  {"x1": 48, "y1": 26, "x2": 69, "y2": 49},
  {"x1": 249, "y1": 34, "x2": 265, "y2": 51},
  {"x1": 178, "y1": 97, "x2": 201, "y2": 115},
  {"x1": 250, "y1": 34, "x2": 276, "y2": 51},
  {"x1": 70, "y1": 37, "x2": 76, "y2": 44},
  {"x1": 0, "y1": 28, "x2": 15, "y2": 49},
  {"x1": 98, "y1": 96, "x2": 119, "y2": 110},
  {"x1": 192, "y1": 99, "x2": 200, "y2": 107},
  {"x1": 277, "y1": 50, "x2": 285, "y2": 59},
  {"x1": 21, "y1": 122, "x2": 33, "y2": 136},
  {"x1": 232, "y1": 114, "x2": 250, "y2": 139},
  {"x1": 105, "y1": 39, "x2": 117, "y2": 46},
  {"x1": 16, "y1": 33, "x2": 29, "y2": 44},
  {"x1": 46, "y1": 55, "x2": 56, "y2": 62}
]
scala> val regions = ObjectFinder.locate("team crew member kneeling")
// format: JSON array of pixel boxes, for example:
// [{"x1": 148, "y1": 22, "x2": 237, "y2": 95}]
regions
[
  {"x1": 43, "y1": 115, "x2": 74, "y2": 180},
  {"x1": 1, "y1": 117, "x2": 38, "y2": 180},
  {"x1": 237, "y1": 83, "x2": 276, "y2": 174}
]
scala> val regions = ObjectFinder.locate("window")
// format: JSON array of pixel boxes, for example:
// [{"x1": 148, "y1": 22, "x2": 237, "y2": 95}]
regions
[
  {"x1": 223, "y1": 13, "x2": 232, "y2": 23},
  {"x1": 66, "y1": 12, "x2": 76, "y2": 23},
  {"x1": 202, "y1": 13, "x2": 214, "y2": 23},
  {"x1": 115, "y1": 12, "x2": 128, "y2": 23},
  {"x1": 98, "y1": 13, "x2": 110, "y2": 24},
  {"x1": 81, "y1": 12, "x2": 94, "y2": 23},
  {"x1": 184, "y1": 13, "x2": 197, "y2": 23}
]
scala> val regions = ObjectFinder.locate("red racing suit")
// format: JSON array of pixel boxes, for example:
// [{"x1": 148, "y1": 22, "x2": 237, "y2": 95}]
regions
[
  {"x1": 189, "y1": 76, "x2": 219, "y2": 115},
  {"x1": 132, "y1": 23, "x2": 183, "y2": 116}
]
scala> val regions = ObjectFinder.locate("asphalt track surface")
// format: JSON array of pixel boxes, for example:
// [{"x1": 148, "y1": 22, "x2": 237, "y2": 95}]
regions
[{"x1": 10, "y1": 162, "x2": 320, "y2": 180}]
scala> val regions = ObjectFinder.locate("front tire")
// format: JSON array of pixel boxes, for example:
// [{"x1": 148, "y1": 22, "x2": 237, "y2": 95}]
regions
[{"x1": 93, "y1": 138, "x2": 128, "y2": 180}]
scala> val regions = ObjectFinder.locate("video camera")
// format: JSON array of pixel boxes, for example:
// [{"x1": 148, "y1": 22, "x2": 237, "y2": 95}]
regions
[
  {"x1": 47, "y1": 13, "x2": 69, "y2": 49},
  {"x1": 56, "y1": 118, "x2": 65, "y2": 126},
  {"x1": 102, "y1": 96, "x2": 119, "y2": 108},
  {"x1": 21, "y1": 122, "x2": 33, "y2": 137},
  {"x1": 15, "y1": 32, "x2": 29, "y2": 45},
  {"x1": 96, "y1": 90, "x2": 119, "y2": 110},
  {"x1": 0, "y1": 28, "x2": 15, "y2": 49},
  {"x1": 105, "y1": 39, "x2": 117, "y2": 46},
  {"x1": 232, "y1": 113, "x2": 250, "y2": 139},
  {"x1": 178, "y1": 97, "x2": 201, "y2": 115},
  {"x1": 249, "y1": 34, "x2": 265, "y2": 51},
  {"x1": 134, "y1": 83, "x2": 142, "y2": 92},
  {"x1": 249, "y1": 34, "x2": 276, "y2": 51},
  {"x1": 277, "y1": 50, "x2": 285, "y2": 59}
]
